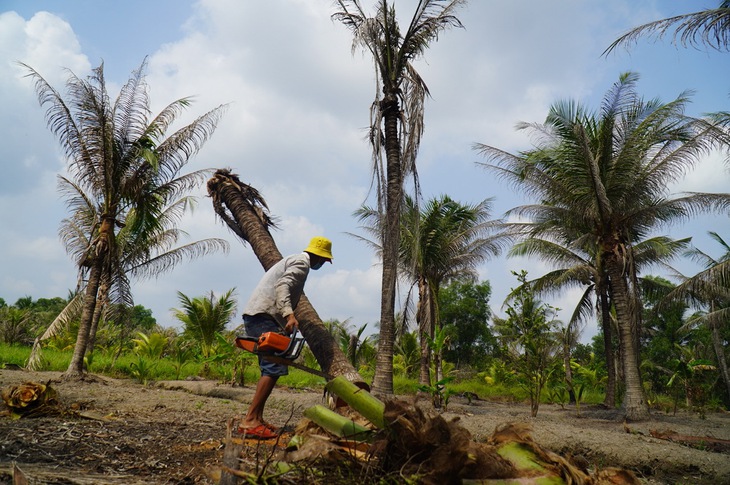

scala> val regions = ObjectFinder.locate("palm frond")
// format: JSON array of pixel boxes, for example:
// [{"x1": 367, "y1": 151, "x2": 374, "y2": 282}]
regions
[{"x1": 604, "y1": 2, "x2": 730, "y2": 54}]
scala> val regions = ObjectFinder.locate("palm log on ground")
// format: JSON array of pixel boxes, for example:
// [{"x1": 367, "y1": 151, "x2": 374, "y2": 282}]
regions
[{"x1": 207, "y1": 168, "x2": 365, "y2": 386}]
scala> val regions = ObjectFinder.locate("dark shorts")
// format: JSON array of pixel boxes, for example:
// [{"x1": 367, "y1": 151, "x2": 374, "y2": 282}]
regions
[{"x1": 243, "y1": 314, "x2": 288, "y2": 378}]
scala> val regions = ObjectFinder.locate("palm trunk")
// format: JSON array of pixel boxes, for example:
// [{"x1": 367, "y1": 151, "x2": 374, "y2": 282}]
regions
[
  {"x1": 605, "y1": 252, "x2": 649, "y2": 421},
  {"x1": 598, "y1": 287, "x2": 617, "y2": 407},
  {"x1": 87, "y1": 269, "x2": 110, "y2": 357},
  {"x1": 417, "y1": 277, "x2": 431, "y2": 387},
  {"x1": 564, "y1": 340, "x2": 576, "y2": 405},
  {"x1": 66, "y1": 215, "x2": 115, "y2": 376},
  {"x1": 709, "y1": 304, "x2": 730, "y2": 404},
  {"x1": 65, "y1": 259, "x2": 102, "y2": 376},
  {"x1": 207, "y1": 170, "x2": 364, "y2": 385},
  {"x1": 371, "y1": 94, "x2": 402, "y2": 397}
]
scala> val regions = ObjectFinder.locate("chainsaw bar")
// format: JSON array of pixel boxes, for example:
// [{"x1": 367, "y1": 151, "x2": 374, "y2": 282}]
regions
[
  {"x1": 235, "y1": 328, "x2": 332, "y2": 380},
  {"x1": 258, "y1": 354, "x2": 332, "y2": 380}
]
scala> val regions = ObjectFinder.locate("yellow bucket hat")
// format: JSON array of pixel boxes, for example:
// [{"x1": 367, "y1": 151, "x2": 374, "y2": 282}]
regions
[{"x1": 304, "y1": 236, "x2": 333, "y2": 260}]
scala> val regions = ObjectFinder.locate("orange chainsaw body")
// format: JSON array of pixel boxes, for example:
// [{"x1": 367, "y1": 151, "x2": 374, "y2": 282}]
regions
[{"x1": 235, "y1": 329, "x2": 305, "y2": 360}]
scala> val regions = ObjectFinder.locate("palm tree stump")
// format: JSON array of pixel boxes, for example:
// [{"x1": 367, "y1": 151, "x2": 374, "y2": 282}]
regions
[{"x1": 207, "y1": 169, "x2": 365, "y2": 387}]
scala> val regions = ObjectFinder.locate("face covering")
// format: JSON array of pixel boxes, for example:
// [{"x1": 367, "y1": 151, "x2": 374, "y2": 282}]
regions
[{"x1": 311, "y1": 260, "x2": 325, "y2": 270}]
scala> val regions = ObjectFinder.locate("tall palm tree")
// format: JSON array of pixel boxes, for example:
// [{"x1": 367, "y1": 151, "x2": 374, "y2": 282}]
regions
[
  {"x1": 476, "y1": 72, "x2": 729, "y2": 420},
  {"x1": 354, "y1": 194, "x2": 505, "y2": 386},
  {"x1": 333, "y1": 0, "x2": 466, "y2": 395},
  {"x1": 173, "y1": 289, "x2": 237, "y2": 359},
  {"x1": 24, "y1": 59, "x2": 227, "y2": 376},
  {"x1": 604, "y1": 1, "x2": 730, "y2": 54}
]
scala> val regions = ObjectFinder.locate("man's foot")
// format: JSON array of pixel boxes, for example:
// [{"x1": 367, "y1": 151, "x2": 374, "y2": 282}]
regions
[{"x1": 237, "y1": 423, "x2": 279, "y2": 440}]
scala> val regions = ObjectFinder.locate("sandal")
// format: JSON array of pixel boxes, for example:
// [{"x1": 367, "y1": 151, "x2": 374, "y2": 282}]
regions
[{"x1": 238, "y1": 423, "x2": 279, "y2": 440}]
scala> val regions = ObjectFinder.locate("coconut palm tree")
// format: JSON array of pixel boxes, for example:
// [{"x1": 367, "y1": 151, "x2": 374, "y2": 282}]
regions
[
  {"x1": 510, "y1": 235, "x2": 691, "y2": 407},
  {"x1": 665, "y1": 232, "x2": 730, "y2": 403},
  {"x1": 604, "y1": 1, "x2": 730, "y2": 54},
  {"x1": 476, "y1": 72, "x2": 729, "y2": 420},
  {"x1": 354, "y1": 194, "x2": 505, "y2": 386},
  {"x1": 23, "y1": 59, "x2": 227, "y2": 376},
  {"x1": 333, "y1": 0, "x2": 466, "y2": 395},
  {"x1": 25, "y1": 186, "x2": 229, "y2": 371},
  {"x1": 173, "y1": 289, "x2": 237, "y2": 359},
  {"x1": 206, "y1": 169, "x2": 365, "y2": 386}
]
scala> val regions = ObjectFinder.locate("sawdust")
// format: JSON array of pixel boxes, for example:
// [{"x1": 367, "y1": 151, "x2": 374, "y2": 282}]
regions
[{"x1": 0, "y1": 369, "x2": 728, "y2": 484}]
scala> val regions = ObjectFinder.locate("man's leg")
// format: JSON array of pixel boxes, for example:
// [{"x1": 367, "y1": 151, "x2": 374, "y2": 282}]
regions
[{"x1": 242, "y1": 375, "x2": 278, "y2": 428}]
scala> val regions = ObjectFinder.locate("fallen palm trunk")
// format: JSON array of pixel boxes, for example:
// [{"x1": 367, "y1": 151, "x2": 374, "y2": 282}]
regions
[
  {"x1": 207, "y1": 169, "x2": 364, "y2": 385},
  {"x1": 650, "y1": 429, "x2": 730, "y2": 453},
  {"x1": 303, "y1": 405, "x2": 373, "y2": 442}
]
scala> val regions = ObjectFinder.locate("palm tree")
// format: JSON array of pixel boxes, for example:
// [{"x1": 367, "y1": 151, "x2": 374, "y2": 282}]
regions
[
  {"x1": 494, "y1": 270, "x2": 560, "y2": 417},
  {"x1": 511, "y1": 234, "x2": 692, "y2": 407},
  {"x1": 354, "y1": 194, "x2": 505, "y2": 386},
  {"x1": 26, "y1": 178, "x2": 229, "y2": 370},
  {"x1": 604, "y1": 1, "x2": 730, "y2": 54},
  {"x1": 666, "y1": 232, "x2": 730, "y2": 403},
  {"x1": 476, "y1": 72, "x2": 729, "y2": 420},
  {"x1": 206, "y1": 169, "x2": 365, "y2": 386},
  {"x1": 24, "y1": 59, "x2": 227, "y2": 376},
  {"x1": 333, "y1": 0, "x2": 466, "y2": 395},
  {"x1": 173, "y1": 289, "x2": 237, "y2": 359}
]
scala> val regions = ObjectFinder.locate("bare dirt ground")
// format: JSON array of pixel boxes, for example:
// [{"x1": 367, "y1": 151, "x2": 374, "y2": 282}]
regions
[{"x1": 1, "y1": 368, "x2": 729, "y2": 485}]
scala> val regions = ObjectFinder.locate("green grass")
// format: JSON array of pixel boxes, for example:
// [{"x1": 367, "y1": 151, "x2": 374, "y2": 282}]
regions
[
  {"x1": 1, "y1": 344, "x2": 71, "y2": 370},
  {"x1": 0, "y1": 342, "x2": 689, "y2": 410}
]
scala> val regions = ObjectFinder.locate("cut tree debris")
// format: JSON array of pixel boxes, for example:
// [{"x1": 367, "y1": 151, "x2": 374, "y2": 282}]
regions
[{"x1": 226, "y1": 376, "x2": 642, "y2": 484}]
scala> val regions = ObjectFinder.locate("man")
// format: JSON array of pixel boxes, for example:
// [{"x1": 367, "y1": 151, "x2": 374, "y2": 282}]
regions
[{"x1": 238, "y1": 236, "x2": 333, "y2": 439}]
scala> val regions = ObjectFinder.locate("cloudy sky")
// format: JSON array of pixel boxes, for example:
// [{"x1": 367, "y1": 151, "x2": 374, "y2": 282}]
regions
[{"x1": 1, "y1": 0, "x2": 728, "y2": 343}]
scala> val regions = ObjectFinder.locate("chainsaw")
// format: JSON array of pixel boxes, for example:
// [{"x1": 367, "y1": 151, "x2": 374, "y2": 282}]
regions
[{"x1": 234, "y1": 328, "x2": 331, "y2": 379}]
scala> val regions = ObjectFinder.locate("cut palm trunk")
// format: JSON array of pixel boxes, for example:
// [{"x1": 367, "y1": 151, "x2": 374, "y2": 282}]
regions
[
  {"x1": 325, "y1": 376, "x2": 385, "y2": 429},
  {"x1": 303, "y1": 405, "x2": 373, "y2": 442},
  {"x1": 207, "y1": 169, "x2": 364, "y2": 385}
]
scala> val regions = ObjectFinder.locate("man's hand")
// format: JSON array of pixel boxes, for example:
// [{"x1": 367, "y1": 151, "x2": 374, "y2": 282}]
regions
[{"x1": 284, "y1": 313, "x2": 299, "y2": 334}]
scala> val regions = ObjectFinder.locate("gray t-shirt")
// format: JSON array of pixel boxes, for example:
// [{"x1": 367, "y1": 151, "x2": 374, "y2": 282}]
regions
[{"x1": 243, "y1": 252, "x2": 311, "y2": 328}]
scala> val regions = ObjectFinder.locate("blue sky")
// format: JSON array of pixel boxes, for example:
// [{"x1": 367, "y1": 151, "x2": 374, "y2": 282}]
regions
[{"x1": 1, "y1": 0, "x2": 728, "y2": 343}]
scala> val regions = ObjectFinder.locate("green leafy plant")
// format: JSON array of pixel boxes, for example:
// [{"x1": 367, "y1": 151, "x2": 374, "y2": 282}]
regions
[
  {"x1": 548, "y1": 384, "x2": 568, "y2": 409},
  {"x1": 129, "y1": 356, "x2": 155, "y2": 385},
  {"x1": 169, "y1": 339, "x2": 195, "y2": 380},
  {"x1": 418, "y1": 376, "x2": 455, "y2": 411},
  {"x1": 207, "y1": 333, "x2": 255, "y2": 386},
  {"x1": 132, "y1": 331, "x2": 169, "y2": 360}
]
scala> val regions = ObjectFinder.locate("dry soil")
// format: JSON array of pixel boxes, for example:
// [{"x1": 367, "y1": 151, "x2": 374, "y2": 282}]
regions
[{"x1": 1, "y1": 369, "x2": 728, "y2": 484}]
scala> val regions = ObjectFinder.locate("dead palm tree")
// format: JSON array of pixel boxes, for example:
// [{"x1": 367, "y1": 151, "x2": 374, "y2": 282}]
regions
[
  {"x1": 24, "y1": 58, "x2": 227, "y2": 376},
  {"x1": 206, "y1": 169, "x2": 365, "y2": 386},
  {"x1": 333, "y1": 0, "x2": 466, "y2": 395}
]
